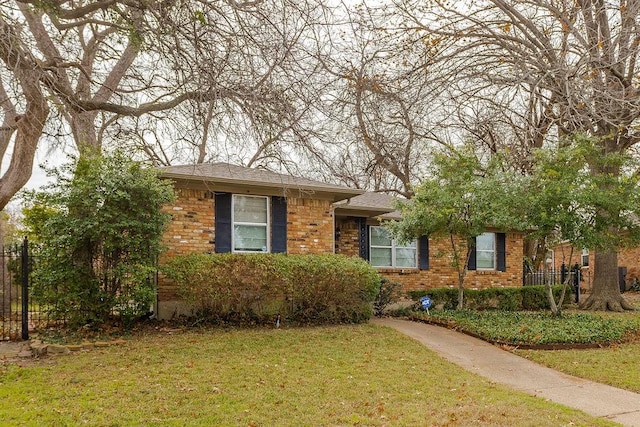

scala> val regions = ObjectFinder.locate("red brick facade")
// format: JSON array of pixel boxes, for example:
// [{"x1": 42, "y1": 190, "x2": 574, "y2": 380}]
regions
[
  {"x1": 157, "y1": 174, "x2": 527, "y2": 317},
  {"x1": 286, "y1": 197, "x2": 334, "y2": 254},
  {"x1": 335, "y1": 218, "x2": 524, "y2": 294},
  {"x1": 162, "y1": 188, "x2": 215, "y2": 257},
  {"x1": 158, "y1": 186, "x2": 338, "y2": 318}
]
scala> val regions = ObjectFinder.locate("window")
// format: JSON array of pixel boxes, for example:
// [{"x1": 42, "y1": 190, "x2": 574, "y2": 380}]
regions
[
  {"x1": 233, "y1": 195, "x2": 269, "y2": 252},
  {"x1": 581, "y1": 248, "x2": 589, "y2": 267},
  {"x1": 468, "y1": 232, "x2": 506, "y2": 272},
  {"x1": 475, "y1": 232, "x2": 496, "y2": 270},
  {"x1": 369, "y1": 226, "x2": 416, "y2": 268}
]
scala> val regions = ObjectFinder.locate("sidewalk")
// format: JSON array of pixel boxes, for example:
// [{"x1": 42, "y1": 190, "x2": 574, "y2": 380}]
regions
[{"x1": 372, "y1": 318, "x2": 640, "y2": 427}]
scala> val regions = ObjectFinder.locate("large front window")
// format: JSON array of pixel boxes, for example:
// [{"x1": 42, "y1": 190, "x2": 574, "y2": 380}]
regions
[
  {"x1": 370, "y1": 226, "x2": 416, "y2": 268},
  {"x1": 476, "y1": 232, "x2": 495, "y2": 269},
  {"x1": 233, "y1": 195, "x2": 269, "y2": 252}
]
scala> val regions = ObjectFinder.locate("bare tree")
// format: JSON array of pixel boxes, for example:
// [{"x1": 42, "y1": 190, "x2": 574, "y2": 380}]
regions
[
  {"x1": 0, "y1": 0, "x2": 329, "y2": 209},
  {"x1": 302, "y1": 2, "x2": 455, "y2": 197},
  {"x1": 395, "y1": 0, "x2": 640, "y2": 310}
]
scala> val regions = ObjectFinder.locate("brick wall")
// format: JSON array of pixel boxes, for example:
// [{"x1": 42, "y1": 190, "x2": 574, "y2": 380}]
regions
[
  {"x1": 380, "y1": 232, "x2": 524, "y2": 294},
  {"x1": 159, "y1": 188, "x2": 215, "y2": 303},
  {"x1": 286, "y1": 197, "x2": 335, "y2": 254},
  {"x1": 335, "y1": 217, "x2": 525, "y2": 295},
  {"x1": 162, "y1": 188, "x2": 215, "y2": 257},
  {"x1": 547, "y1": 242, "x2": 640, "y2": 291},
  {"x1": 550, "y1": 242, "x2": 593, "y2": 291},
  {"x1": 158, "y1": 189, "x2": 528, "y2": 316},
  {"x1": 618, "y1": 248, "x2": 640, "y2": 286},
  {"x1": 336, "y1": 219, "x2": 359, "y2": 256},
  {"x1": 158, "y1": 188, "x2": 336, "y2": 317}
]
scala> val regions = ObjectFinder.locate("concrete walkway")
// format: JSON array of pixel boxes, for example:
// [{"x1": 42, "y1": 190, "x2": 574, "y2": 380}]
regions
[{"x1": 372, "y1": 318, "x2": 640, "y2": 427}]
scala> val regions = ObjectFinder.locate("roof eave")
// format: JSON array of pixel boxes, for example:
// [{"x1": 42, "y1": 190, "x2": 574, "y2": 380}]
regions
[
  {"x1": 334, "y1": 205, "x2": 395, "y2": 218},
  {"x1": 160, "y1": 172, "x2": 365, "y2": 202}
]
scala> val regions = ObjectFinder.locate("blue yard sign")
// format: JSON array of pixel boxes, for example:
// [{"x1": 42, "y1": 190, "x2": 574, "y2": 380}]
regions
[{"x1": 420, "y1": 296, "x2": 432, "y2": 314}]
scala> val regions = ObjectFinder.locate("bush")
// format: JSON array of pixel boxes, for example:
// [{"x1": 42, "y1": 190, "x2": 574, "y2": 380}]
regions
[
  {"x1": 407, "y1": 285, "x2": 574, "y2": 312},
  {"x1": 521, "y1": 285, "x2": 572, "y2": 310},
  {"x1": 22, "y1": 152, "x2": 175, "y2": 328},
  {"x1": 162, "y1": 253, "x2": 380, "y2": 325},
  {"x1": 408, "y1": 310, "x2": 640, "y2": 345},
  {"x1": 373, "y1": 278, "x2": 402, "y2": 316}
]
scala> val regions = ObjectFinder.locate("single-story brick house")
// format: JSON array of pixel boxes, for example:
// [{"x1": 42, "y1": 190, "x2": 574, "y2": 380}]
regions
[
  {"x1": 157, "y1": 162, "x2": 525, "y2": 318},
  {"x1": 333, "y1": 192, "x2": 525, "y2": 293}
]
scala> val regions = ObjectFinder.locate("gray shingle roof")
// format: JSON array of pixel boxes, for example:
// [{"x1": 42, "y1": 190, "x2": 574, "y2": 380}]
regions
[
  {"x1": 158, "y1": 162, "x2": 364, "y2": 200},
  {"x1": 334, "y1": 192, "x2": 402, "y2": 219}
]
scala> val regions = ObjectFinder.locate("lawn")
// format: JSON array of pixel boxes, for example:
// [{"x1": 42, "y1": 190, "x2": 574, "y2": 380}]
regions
[
  {"x1": 0, "y1": 324, "x2": 614, "y2": 426},
  {"x1": 515, "y1": 341, "x2": 640, "y2": 394}
]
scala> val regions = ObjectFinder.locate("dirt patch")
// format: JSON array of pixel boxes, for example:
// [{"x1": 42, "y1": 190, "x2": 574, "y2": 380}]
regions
[{"x1": 621, "y1": 291, "x2": 640, "y2": 307}]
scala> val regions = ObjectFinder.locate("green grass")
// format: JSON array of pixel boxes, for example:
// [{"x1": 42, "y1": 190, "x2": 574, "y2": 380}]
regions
[
  {"x1": 407, "y1": 309, "x2": 640, "y2": 345},
  {"x1": 515, "y1": 341, "x2": 640, "y2": 393},
  {"x1": 0, "y1": 325, "x2": 614, "y2": 426}
]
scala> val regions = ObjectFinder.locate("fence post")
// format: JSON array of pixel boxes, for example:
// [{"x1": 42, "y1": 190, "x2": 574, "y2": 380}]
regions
[
  {"x1": 21, "y1": 236, "x2": 29, "y2": 341},
  {"x1": 574, "y1": 267, "x2": 581, "y2": 304}
]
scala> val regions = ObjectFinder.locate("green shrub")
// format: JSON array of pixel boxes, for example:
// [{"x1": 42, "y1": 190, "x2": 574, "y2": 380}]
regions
[
  {"x1": 22, "y1": 152, "x2": 175, "y2": 328},
  {"x1": 408, "y1": 285, "x2": 573, "y2": 312},
  {"x1": 373, "y1": 278, "x2": 402, "y2": 316},
  {"x1": 410, "y1": 288, "x2": 458, "y2": 310},
  {"x1": 521, "y1": 285, "x2": 573, "y2": 310},
  {"x1": 408, "y1": 310, "x2": 640, "y2": 345},
  {"x1": 162, "y1": 253, "x2": 380, "y2": 325}
]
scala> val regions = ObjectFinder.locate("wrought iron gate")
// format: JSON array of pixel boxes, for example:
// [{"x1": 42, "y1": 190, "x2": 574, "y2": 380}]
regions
[{"x1": 0, "y1": 238, "x2": 30, "y2": 341}]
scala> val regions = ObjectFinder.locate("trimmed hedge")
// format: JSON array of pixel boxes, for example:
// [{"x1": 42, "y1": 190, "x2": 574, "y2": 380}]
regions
[
  {"x1": 162, "y1": 253, "x2": 380, "y2": 325},
  {"x1": 407, "y1": 285, "x2": 574, "y2": 311}
]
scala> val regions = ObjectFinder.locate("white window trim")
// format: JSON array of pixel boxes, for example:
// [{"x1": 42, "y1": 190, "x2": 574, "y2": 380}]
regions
[
  {"x1": 370, "y1": 226, "x2": 417, "y2": 268},
  {"x1": 476, "y1": 232, "x2": 496, "y2": 271},
  {"x1": 581, "y1": 248, "x2": 589, "y2": 267},
  {"x1": 232, "y1": 194, "x2": 270, "y2": 253}
]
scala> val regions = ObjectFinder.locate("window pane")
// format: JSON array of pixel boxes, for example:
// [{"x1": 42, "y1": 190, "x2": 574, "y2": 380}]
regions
[
  {"x1": 371, "y1": 227, "x2": 392, "y2": 246},
  {"x1": 234, "y1": 225, "x2": 267, "y2": 251},
  {"x1": 476, "y1": 233, "x2": 495, "y2": 251},
  {"x1": 371, "y1": 248, "x2": 392, "y2": 267},
  {"x1": 234, "y1": 196, "x2": 267, "y2": 223},
  {"x1": 476, "y1": 251, "x2": 495, "y2": 269},
  {"x1": 395, "y1": 248, "x2": 417, "y2": 267},
  {"x1": 396, "y1": 240, "x2": 416, "y2": 249}
]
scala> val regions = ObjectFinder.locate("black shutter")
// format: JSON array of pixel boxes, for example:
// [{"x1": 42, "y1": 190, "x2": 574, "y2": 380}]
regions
[
  {"x1": 214, "y1": 192, "x2": 232, "y2": 253},
  {"x1": 418, "y1": 236, "x2": 429, "y2": 270},
  {"x1": 358, "y1": 218, "x2": 369, "y2": 261},
  {"x1": 467, "y1": 237, "x2": 477, "y2": 271},
  {"x1": 496, "y1": 232, "x2": 507, "y2": 272},
  {"x1": 271, "y1": 196, "x2": 287, "y2": 254}
]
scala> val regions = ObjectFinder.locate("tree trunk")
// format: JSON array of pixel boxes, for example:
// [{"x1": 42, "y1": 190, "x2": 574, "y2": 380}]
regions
[
  {"x1": 580, "y1": 250, "x2": 634, "y2": 311},
  {"x1": 457, "y1": 283, "x2": 464, "y2": 311}
]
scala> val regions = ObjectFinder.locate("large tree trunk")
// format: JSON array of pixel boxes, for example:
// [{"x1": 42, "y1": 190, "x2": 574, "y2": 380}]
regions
[{"x1": 580, "y1": 250, "x2": 634, "y2": 311}]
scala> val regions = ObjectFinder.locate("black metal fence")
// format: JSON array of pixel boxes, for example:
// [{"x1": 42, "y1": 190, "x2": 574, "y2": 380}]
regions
[
  {"x1": 0, "y1": 238, "x2": 58, "y2": 341},
  {"x1": 523, "y1": 270, "x2": 576, "y2": 286},
  {"x1": 523, "y1": 263, "x2": 581, "y2": 303}
]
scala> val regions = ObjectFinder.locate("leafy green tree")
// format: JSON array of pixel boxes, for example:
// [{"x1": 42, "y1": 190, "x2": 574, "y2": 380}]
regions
[
  {"x1": 388, "y1": 148, "x2": 524, "y2": 309},
  {"x1": 22, "y1": 152, "x2": 175, "y2": 327},
  {"x1": 516, "y1": 139, "x2": 594, "y2": 315},
  {"x1": 522, "y1": 137, "x2": 640, "y2": 312}
]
